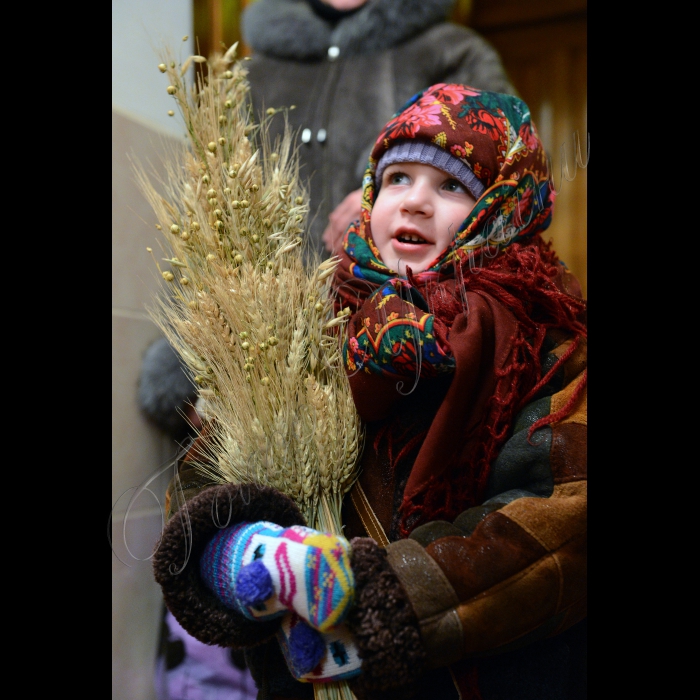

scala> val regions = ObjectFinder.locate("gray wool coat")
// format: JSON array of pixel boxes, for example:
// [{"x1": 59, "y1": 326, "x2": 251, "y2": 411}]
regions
[{"x1": 242, "y1": 0, "x2": 517, "y2": 255}]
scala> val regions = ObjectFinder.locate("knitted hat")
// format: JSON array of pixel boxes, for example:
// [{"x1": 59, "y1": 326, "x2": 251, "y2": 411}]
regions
[{"x1": 375, "y1": 140, "x2": 486, "y2": 200}]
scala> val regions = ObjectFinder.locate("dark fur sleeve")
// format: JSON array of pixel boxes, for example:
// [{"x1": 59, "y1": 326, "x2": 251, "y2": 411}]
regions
[
  {"x1": 347, "y1": 538, "x2": 426, "y2": 699},
  {"x1": 152, "y1": 483, "x2": 306, "y2": 648}
]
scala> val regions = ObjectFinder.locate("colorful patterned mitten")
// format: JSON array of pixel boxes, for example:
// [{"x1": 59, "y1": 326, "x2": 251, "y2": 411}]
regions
[
  {"x1": 200, "y1": 521, "x2": 355, "y2": 633},
  {"x1": 276, "y1": 613, "x2": 362, "y2": 682}
]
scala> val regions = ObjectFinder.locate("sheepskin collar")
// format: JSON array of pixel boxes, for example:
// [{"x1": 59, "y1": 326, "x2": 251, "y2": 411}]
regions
[{"x1": 242, "y1": 0, "x2": 455, "y2": 60}]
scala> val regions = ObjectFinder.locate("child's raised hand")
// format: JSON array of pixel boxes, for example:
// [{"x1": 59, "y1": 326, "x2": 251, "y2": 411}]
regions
[{"x1": 322, "y1": 188, "x2": 363, "y2": 255}]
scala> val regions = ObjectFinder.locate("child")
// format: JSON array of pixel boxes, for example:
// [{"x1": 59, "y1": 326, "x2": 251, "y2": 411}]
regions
[{"x1": 153, "y1": 83, "x2": 587, "y2": 700}]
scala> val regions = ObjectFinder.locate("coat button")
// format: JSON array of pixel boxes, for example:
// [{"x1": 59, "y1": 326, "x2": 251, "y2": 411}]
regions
[
  {"x1": 301, "y1": 128, "x2": 312, "y2": 143},
  {"x1": 328, "y1": 46, "x2": 340, "y2": 60},
  {"x1": 316, "y1": 129, "x2": 327, "y2": 143}
]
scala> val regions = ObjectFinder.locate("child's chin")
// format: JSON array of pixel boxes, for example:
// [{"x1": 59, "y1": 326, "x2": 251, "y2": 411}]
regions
[
  {"x1": 397, "y1": 258, "x2": 430, "y2": 275},
  {"x1": 391, "y1": 249, "x2": 434, "y2": 274}
]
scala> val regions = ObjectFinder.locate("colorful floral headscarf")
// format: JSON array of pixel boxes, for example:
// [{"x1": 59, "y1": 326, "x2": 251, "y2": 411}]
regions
[{"x1": 343, "y1": 83, "x2": 555, "y2": 285}]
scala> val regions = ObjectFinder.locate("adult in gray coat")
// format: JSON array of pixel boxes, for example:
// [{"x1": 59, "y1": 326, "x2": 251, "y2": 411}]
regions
[{"x1": 242, "y1": 0, "x2": 517, "y2": 256}]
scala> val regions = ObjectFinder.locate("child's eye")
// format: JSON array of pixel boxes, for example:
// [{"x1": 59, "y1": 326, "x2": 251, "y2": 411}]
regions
[
  {"x1": 443, "y1": 179, "x2": 467, "y2": 193},
  {"x1": 386, "y1": 171, "x2": 409, "y2": 186}
]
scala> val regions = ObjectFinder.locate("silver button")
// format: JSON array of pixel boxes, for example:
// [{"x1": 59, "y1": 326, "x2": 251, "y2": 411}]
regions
[
  {"x1": 328, "y1": 46, "x2": 340, "y2": 60},
  {"x1": 301, "y1": 128, "x2": 312, "y2": 143},
  {"x1": 316, "y1": 129, "x2": 327, "y2": 143}
]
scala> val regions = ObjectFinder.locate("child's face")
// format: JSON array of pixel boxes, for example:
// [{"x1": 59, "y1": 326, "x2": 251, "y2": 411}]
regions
[{"x1": 372, "y1": 162, "x2": 477, "y2": 276}]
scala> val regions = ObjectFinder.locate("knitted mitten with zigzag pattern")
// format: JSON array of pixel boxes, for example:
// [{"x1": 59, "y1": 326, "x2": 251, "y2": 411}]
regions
[{"x1": 200, "y1": 521, "x2": 361, "y2": 681}]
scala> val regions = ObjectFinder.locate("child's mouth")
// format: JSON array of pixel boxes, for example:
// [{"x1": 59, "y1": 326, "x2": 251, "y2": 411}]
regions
[{"x1": 395, "y1": 231, "x2": 428, "y2": 245}]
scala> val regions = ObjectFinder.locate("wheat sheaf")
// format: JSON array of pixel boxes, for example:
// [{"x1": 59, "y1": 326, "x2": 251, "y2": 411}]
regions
[{"x1": 135, "y1": 44, "x2": 363, "y2": 700}]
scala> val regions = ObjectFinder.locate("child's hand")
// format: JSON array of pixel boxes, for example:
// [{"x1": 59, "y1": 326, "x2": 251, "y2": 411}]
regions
[
  {"x1": 200, "y1": 522, "x2": 355, "y2": 633},
  {"x1": 276, "y1": 612, "x2": 362, "y2": 682},
  {"x1": 322, "y1": 188, "x2": 363, "y2": 255}
]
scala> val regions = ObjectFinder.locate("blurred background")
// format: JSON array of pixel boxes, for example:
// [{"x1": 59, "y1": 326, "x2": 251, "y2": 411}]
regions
[{"x1": 112, "y1": 1, "x2": 586, "y2": 698}]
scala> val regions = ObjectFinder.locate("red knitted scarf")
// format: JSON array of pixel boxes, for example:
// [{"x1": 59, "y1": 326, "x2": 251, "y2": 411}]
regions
[
  {"x1": 335, "y1": 235, "x2": 587, "y2": 536},
  {"x1": 400, "y1": 237, "x2": 586, "y2": 535}
]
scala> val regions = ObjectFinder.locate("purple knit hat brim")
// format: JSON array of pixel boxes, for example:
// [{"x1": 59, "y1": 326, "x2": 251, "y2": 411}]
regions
[{"x1": 375, "y1": 140, "x2": 485, "y2": 200}]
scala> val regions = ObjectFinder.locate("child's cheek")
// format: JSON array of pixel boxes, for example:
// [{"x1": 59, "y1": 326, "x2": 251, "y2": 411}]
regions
[{"x1": 369, "y1": 193, "x2": 392, "y2": 258}]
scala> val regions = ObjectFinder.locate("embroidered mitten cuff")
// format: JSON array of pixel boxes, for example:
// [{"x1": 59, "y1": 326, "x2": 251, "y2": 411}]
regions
[
  {"x1": 277, "y1": 613, "x2": 362, "y2": 682},
  {"x1": 199, "y1": 521, "x2": 355, "y2": 633}
]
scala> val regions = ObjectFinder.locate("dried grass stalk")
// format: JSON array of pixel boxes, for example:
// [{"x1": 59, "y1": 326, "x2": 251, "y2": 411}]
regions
[{"x1": 136, "y1": 46, "x2": 363, "y2": 700}]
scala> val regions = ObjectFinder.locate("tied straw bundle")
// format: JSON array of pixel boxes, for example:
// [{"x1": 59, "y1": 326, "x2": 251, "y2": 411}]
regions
[{"x1": 136, "y1": 44, "x2": 363, "y2": 700}]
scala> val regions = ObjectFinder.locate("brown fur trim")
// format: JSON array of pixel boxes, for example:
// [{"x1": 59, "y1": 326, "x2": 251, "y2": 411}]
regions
[
  {"x1": 152, "y1": 483, "x2": 306, "y2": 648},
  {"x1": 347, "y1": 538, "x2": 426, "y2": 699}
]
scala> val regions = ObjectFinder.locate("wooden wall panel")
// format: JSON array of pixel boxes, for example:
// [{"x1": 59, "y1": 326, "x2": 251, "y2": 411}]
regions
[
  {"x1": 474, "y1": 15, "x2": 588, "y2": 297},
  {"x1": 471, "y1": 0, "x2": 586, "y2": 30},
  {"x1": 193, "y1": 0, "x2": 252, "y2": 58}
]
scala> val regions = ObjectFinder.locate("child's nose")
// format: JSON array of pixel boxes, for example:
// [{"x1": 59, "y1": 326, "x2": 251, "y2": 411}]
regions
[{"x1": 401, "y1": 182, "x2": 434, "y2": 217}]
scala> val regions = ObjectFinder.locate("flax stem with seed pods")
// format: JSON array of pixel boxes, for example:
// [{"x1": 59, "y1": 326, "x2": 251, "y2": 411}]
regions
[{"x1": 135, "y1": 45, "x2": 363, "y2": 700}]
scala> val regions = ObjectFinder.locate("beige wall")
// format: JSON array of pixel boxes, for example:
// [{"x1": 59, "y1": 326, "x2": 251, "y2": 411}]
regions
[
  {"x1": 112, "y1": 0, "x2": 192, "y2": 694},
  {"x1": 112, "y1": 106, "x2": 181, "y2": 700}
]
